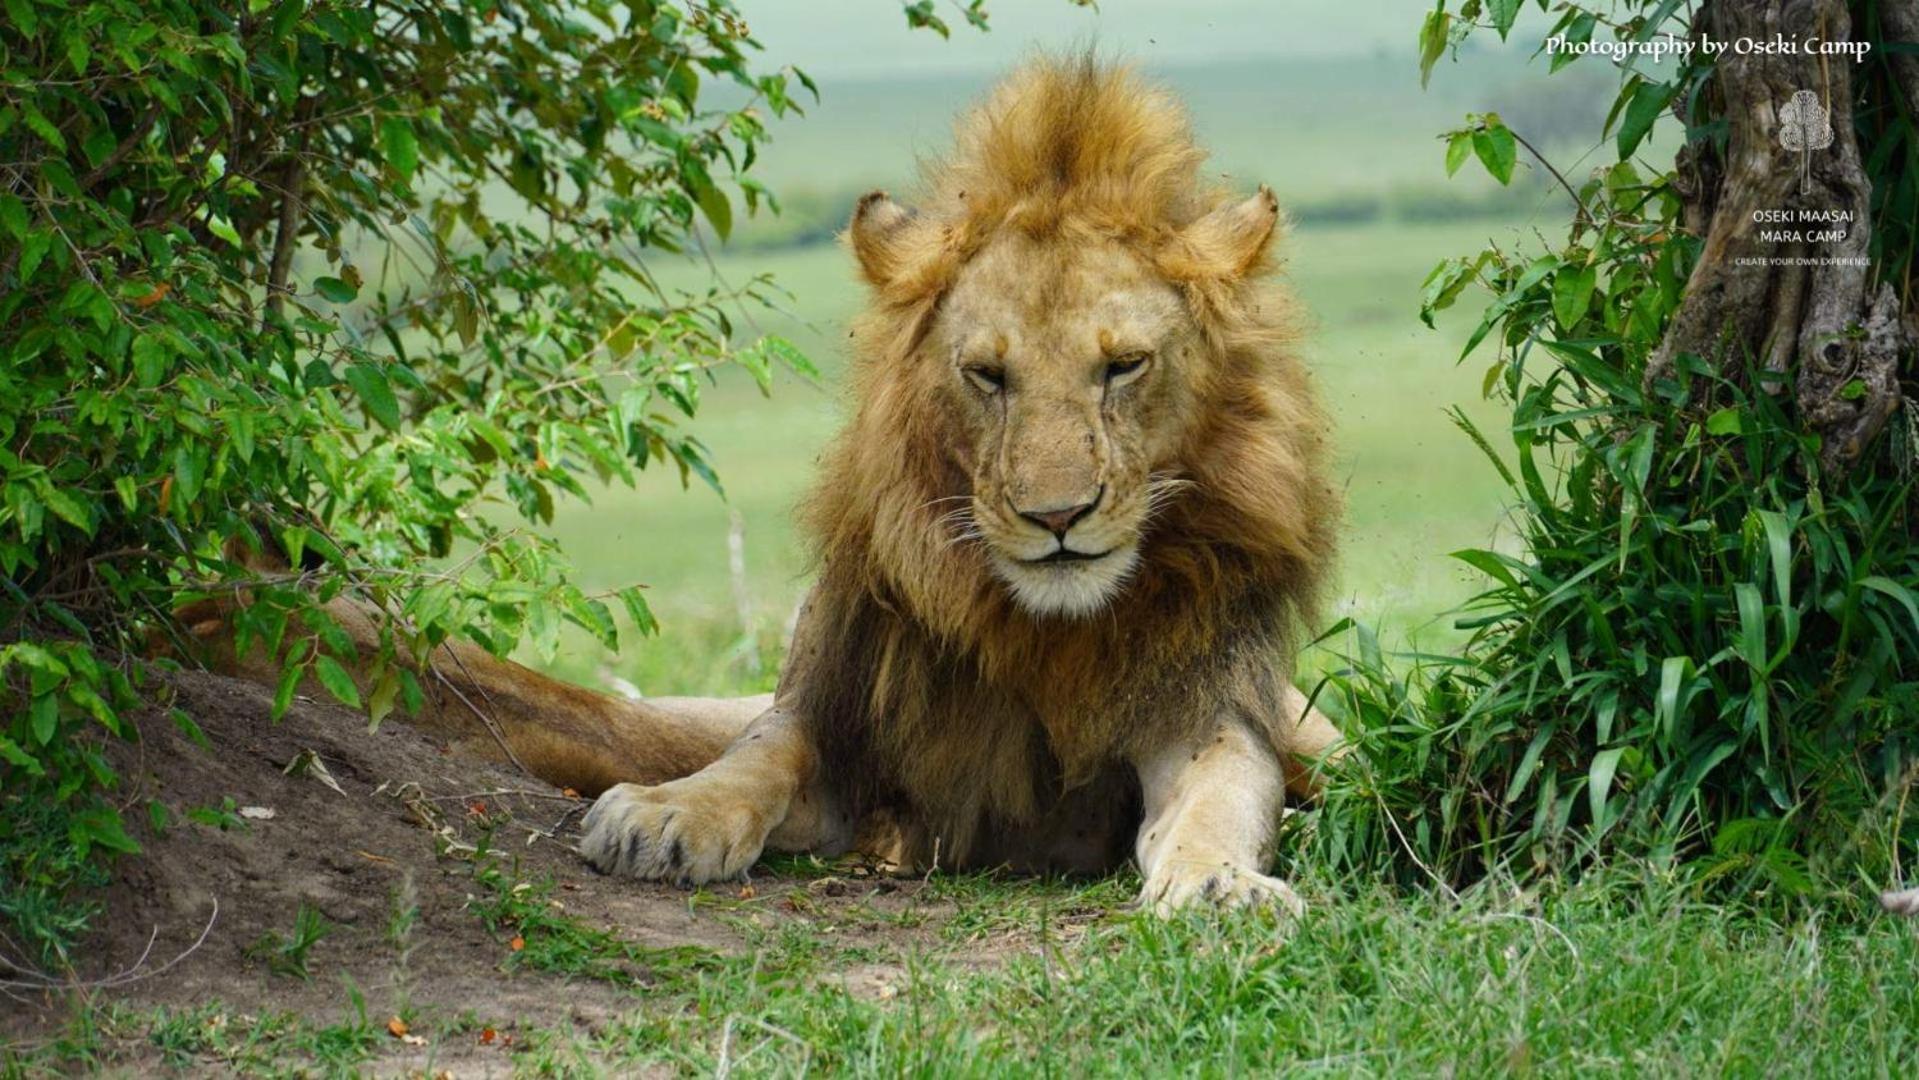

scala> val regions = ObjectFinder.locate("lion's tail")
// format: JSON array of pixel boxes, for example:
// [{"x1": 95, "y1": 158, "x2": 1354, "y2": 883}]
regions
[{"x1": 176, "y1": 568, "x2": 761, "y2": 796}]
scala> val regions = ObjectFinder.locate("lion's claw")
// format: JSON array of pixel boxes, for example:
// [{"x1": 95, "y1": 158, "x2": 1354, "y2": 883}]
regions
[
  {"x1": 579, "y1": 780, "x2": 769, "y2": 885},
  {"x1": 1139, "y1": 862, "x2": 1306, "y2": 919}
]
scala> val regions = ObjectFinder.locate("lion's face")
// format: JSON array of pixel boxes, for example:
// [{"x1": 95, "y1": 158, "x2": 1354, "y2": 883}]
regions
[{"x1": 928, "y1": 232, "x2": 1204, "y2": 617}]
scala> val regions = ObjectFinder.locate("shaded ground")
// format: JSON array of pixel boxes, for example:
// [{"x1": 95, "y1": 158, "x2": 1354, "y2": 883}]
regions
[{"x1": 2, "y1": 671, "x2": 1090, "y2": 1076}]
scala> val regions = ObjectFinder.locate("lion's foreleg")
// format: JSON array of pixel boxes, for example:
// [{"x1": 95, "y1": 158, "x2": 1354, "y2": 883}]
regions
[
  {"x1": 1131, "y1": 717, "x2": 1304, "y2": 917},
  {"x1": 578, "y1": 703, "x2": 848, "y2": 884}
]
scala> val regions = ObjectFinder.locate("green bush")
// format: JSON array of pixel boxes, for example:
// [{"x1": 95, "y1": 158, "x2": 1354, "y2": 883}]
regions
[
  {"x1": 0, "y1": 0, "x2": 823, "y2": 968},
  {"x1": 1307, "y1": 0, "x2": 1919, "y2": 895}
]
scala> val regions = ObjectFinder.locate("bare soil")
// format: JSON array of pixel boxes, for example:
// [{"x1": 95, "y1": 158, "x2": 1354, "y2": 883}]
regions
[{"x1": 2, "y1": 671, "x2": 1056, "y2": 1074}]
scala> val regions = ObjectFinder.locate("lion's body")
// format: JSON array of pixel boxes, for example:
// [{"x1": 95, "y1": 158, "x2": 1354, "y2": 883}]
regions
[{"x1": 202, "y1": 55, "x2": 1344, "y2": 911}]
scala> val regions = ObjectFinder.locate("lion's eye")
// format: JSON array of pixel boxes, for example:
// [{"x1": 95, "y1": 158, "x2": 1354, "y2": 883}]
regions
[
  {"x1": 1104, "y1": 354, "x2": 1150, "y2": 384},
  {"x1": 963, "y1": 365, "x2": 1006, "y2": 394}
]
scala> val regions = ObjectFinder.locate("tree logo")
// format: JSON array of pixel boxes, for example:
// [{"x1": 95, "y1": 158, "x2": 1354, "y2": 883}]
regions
[{"x1": 1778, "y1": 89, "x2": 1833, "y2": 195}]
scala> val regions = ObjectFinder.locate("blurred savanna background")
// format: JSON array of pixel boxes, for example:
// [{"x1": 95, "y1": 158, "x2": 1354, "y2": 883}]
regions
[{"x1": 534, "y1": 0, "x2": 1603, "y2": 697}]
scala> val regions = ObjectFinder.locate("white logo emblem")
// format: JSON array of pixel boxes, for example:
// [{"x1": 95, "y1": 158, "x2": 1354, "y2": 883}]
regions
[{"x1": 1778, "y1": 89, "x2": 1833, "y2": 195}]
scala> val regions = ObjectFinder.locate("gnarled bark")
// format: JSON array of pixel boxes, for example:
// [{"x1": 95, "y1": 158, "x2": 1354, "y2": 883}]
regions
[{"x1": 1648, "y1": 0, "x2": 1910, "y2": 474}]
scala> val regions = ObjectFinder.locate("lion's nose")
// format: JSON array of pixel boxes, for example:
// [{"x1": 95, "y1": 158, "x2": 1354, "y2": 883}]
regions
[{"x1": 1017, "y1": 487, "x2": 1103, "y2": 539}]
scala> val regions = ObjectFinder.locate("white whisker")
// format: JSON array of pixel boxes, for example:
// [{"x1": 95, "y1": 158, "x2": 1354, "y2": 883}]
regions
[{"x1": 917, "y1": 494, "x2": 975, "y2": 515}]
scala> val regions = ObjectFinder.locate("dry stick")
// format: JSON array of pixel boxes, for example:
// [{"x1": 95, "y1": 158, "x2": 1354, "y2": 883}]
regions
[
  {"x1": 0, "y1": 900, "x2": 219, "y2": 994},
  {"x1": 1378, "y1": 787, "x2": 1460, "y2": 905},
  {"x1": 1474, "y1": 910, "x2": 1580, "y2": 959},
  {"x1": 423, "y1": 788, "x2": 586, "y2": 805},
  {"x1": 431, "y1": 644, "x2": 531, "y2": 777}
]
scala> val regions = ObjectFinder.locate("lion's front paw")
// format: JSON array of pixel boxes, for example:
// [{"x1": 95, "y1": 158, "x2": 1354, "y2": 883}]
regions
[
  {"x1": 578, "y1": 779, "x2": 771, "y2": 885},
  {"x1": 1139, "y1": 861, "x2": 1306, "y2": 919}
]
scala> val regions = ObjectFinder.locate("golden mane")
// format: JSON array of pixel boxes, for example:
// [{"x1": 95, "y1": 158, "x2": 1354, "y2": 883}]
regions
[
  {"x1": 795, "y1": 54, "x2": 1340, "y2": 848},
  {"x1": 845, "y1": 54, "x2": 1267, "y2": 311}
]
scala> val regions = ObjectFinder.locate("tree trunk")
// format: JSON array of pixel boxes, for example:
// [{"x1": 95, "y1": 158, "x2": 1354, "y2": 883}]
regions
[{"x1": 1649, "y1": 0, "x2": 1910, "y2": 475}]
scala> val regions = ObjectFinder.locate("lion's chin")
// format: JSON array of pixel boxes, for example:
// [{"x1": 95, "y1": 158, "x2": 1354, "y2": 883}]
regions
[{"x1": 990, "y1": 544, "x2": 1141, "y2": 618}]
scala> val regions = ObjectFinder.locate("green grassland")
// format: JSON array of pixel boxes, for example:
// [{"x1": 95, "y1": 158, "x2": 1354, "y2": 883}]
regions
[{"x1": 40, "y1": 870, "x2": 1919, "y2": 1075}]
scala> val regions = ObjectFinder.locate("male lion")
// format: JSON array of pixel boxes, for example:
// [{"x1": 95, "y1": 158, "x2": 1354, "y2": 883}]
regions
[
  {"x1": 573, "y1": 55, "x2": 1342, "y2": 914},
  {"x1": 200, "y1": 56, "x2": 1342, "y2": 915}
]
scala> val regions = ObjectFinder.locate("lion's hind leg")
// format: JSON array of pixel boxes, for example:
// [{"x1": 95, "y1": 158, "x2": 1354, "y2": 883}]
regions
[{"x1": 1277, "y1": 684, "x2": 1344, "y2": 801}]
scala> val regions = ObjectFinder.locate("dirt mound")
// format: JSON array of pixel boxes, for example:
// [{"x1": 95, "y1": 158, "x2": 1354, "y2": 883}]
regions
[{"x1": 3, "y1": 671, "x2": 985, "y2": 1073}]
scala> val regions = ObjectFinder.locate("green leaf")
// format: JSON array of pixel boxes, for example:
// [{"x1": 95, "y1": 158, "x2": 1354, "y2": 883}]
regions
[
  {"x1": 1656, "y1": 656, "x2": 1690, "y2": 742},
  {"x1": 1472, "y1": 119, "x2": 1517, "y2": 184},
  {"x1": 1862, "y1": 576, "x2": 1919, "y2": 635},
  {"x1": 64, "y1": 29, "x2": 89, "y2": 75},
  {"x1": 1588, "y1": 747, "x2": 1625, "y2": 830},
  {"x1": 0, "y1": 194, "x2": 27, "y2": 239},
  {"x1": 171, "y1": 443, "x2": 205, "y2": 505},
  {"x1": 1444, "y1": 131, "x2": 1472, "y2": 177},
  {"x1": 271, "y1": 658, "x2": 303, "y2": 721},
  {"x1": 39, "y1": 485, "x2": 92, "y2": 534},
  {"x1": 21, "y1": 104, "x2": 66, "y2": 152},
  {"x1": 344, "y1": 362, "x2": 401, "y2": 429},
  {"x1": 618, "y1": 586, "x2": 658, "y2": 637},
  {"x1": 367, "y1": 666, "x2": 401, "y2": 729},
  {"x1": 206, "y1": 214, "x2": 242, "y2": 246},
  {"x1": 312, "y1": 654, "x2": 362, "y2": 710},
  {"x1": 1504, "y1": 727, "x2": 1556, "y2": 804},
  {"x1": 528, "y1": 597, "x2": 559, "y2": 662},
  {"x1": 1757, "y1": 510, "x2": 1794, "y2": 609},
  {"x1": 380, "y1": 115, "x2": 419, "y2": 182},
  {"x1": 16, "y1": 230, "x2": 51, "y2": 282},
  {"x1": 0, "y1": 734, "x2": 43, "y2": 775},
  {"x1": 314, "y1": 276, "x2": 358, "y2": 303},
  {"x1": 1487, "y1": 0, "x2": 1522, "y2": 37},
  {"x1": 4, "y1": 0, "x2": 38, "y2": 36},
  {"x1": 29, "y1": 693, "x2": 57, "y2": 745},
  {"x1": 1551, "y1": 263, "x2": 1597, "y2": 329},
  {"x1": 1418, "y1": 5, "x2": 1451, "y2": 89},
  {"x1": 72, "y1": 807, "x2": 141, "y2": 855},
  {"x1": 696, "y1": 182, "x2": 733, "y2": 242},
  {"x1": 763, "y1": 335, "x2": 820, "y2": 380},
  {"x1": 1616, "y1": 81, "x2": 1673, "y2": 159},
  {"x1": 1705, "y1": 406, "x2": 1744, "y2": 436}
]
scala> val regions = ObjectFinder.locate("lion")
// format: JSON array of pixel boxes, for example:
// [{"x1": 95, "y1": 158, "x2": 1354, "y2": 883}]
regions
[{"x1": 196, "y1": 54, "x2": 1343, "y2": 915}]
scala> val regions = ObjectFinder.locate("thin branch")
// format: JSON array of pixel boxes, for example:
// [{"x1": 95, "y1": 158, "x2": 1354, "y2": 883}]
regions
[
  {"x1": 1506, "y1": 125, "x2": 1596, "y2": 232},
  {"x1": 0, "y1": 900, "x2": 218, "y2": 992},
  {"x1": 262, "y1": 125, "x2": 311, "y2": 329}
]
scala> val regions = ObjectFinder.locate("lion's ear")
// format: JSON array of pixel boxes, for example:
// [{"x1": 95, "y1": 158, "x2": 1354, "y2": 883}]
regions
[
  {"x1": 846, "y1": 191, "x2": 920, "y2": 288},
  {"x1": 1166, "y1": 187, "x2": 1282, "y2": 281}
]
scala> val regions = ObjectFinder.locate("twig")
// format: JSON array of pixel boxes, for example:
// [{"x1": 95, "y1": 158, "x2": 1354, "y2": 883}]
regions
[
  {"x1": 1474, "y1": 910, "x2": 1580, "y2": 959},
  {"x1": 1379, "y1": 790, "x2": 1460, "y2": 904},
  {"x1": 421, "y1": 787, "x2": 585, "y2": 804},
  {"x1": 431, "y1": 645, "x2": 530, "y2": 776},
  {"x1": 1506, "y1": 125, "x2": 1597, "y2": 232},
  {"x1": 0, "y1": 900, "x2": 219, "y2": 992}
]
